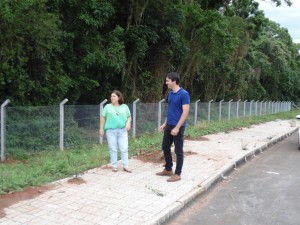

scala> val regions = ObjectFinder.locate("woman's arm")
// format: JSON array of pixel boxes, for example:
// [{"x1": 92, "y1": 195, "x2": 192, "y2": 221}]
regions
[
  {"x1": 125, "y1": 116, "x2": 132, "y2": 131},
  {"x1": 100, "y1": 116, "x2": 106, "y2": 137}
]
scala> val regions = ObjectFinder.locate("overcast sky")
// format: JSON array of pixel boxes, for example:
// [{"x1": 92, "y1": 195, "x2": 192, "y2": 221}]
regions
[{"x1": 258, "y1": 0, "x2": 300, "y2": 43}]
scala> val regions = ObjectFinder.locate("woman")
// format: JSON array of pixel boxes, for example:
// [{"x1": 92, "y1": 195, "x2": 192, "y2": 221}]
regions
[{"x1": 100, "y1": 90, "x2": 132, "y2": 172}]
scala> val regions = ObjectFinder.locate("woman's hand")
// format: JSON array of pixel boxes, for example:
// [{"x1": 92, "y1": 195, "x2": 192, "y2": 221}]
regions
[
  {"x1": 125, "y1": 123, "x2": 131, "y2": 131},
  {"x1": 99, "y1": 128, "x2": 104, "y2": 137}
]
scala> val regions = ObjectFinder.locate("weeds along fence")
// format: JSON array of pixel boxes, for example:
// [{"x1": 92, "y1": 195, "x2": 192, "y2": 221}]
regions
[{"x1": 0, "y1": 99, "x2": 292, "y2": 161}]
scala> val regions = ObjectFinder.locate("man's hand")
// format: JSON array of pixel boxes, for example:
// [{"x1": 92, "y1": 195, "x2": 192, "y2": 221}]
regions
[
  {"x1": 159, "y1": 123, "x2": 166, "y2": 132},
  {"x1": 171, "y1": 127, "x2": 179, "y2": 136}
]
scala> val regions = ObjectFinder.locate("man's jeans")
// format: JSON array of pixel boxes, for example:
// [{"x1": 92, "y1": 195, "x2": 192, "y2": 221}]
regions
[
  {"x1": 106, "y1": 128, "x2": 128, "y2": 168},
  {"x1": 162, "y1": 124, "x2": 185, "y2": 175}
]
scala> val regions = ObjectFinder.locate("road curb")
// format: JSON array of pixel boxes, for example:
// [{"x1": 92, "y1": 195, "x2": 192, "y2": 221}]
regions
[{"x1": 150, "y1": 127, "x2": 298, "y2": 225}]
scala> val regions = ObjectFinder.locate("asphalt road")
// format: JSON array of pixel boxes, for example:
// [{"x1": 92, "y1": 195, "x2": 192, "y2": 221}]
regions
[{"x1": 165, "y1": 132, "x2": 300, "y2": 225}]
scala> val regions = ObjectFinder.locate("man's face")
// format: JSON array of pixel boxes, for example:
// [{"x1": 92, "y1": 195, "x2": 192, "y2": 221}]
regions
[{"x1": 166, "y1": 77, "x2": 175, "y2": 89}]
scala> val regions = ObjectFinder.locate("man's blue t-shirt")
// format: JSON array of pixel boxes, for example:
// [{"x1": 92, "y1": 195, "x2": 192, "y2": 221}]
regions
[{"x1": 167, "y1": 87, "x2": 190, "y2": 126}]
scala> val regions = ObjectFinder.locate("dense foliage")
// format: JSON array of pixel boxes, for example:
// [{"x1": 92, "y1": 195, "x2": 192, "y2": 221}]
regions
[{"x1": 1, "y1": 0, "x2": 299, "y2": 105}]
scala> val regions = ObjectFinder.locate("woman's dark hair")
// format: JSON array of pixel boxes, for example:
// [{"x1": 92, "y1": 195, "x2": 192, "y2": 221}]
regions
[
  {"x1": 111, "y1": 90, "x2": 124, "y2": 104},
  {"x1": 166, "y1": 72, "x2": 180, "y2": 84}
]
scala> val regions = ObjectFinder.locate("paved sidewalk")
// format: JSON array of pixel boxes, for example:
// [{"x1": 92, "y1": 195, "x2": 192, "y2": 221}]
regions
[{"x1": 0, "y1": 120, "x2": 298, "y2": 225}]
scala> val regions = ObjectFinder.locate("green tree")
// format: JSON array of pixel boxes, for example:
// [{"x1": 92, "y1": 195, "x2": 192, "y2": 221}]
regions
[
  {"x1": 1, "y1": 0, "x2": 299, "y2": 106},
  {"x1": 46, "y1": 0, "x2": 127, "y2": 104},
  {"x1": 0, "y1": 0, "x2": 72, "y2": 105}
]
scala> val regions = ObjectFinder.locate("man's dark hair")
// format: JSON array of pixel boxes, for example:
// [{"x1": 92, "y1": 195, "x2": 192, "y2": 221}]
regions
[{"x1": 166, "y1": 72, "x2": 180, "y2": 85}]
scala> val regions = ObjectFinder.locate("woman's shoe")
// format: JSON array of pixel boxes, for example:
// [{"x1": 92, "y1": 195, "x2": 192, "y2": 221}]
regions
[
  {"x1": 112, "y1": 168, "x2": 118, "y2": 172},
  {"x1": 123, "y1": 168, "x2": 132, "y2": 173}
]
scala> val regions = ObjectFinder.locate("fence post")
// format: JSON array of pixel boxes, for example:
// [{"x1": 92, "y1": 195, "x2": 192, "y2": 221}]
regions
[
  {"x1": 264, "y1": 101, "x2": 267, "y2": 114},
  {"x1": 99, "y1": 99, "x2": 108, "y2": 144},
  {"x1": 158, "y1": 99, "x2": 165, "y2": 130},
  {"x1": 271, "y1": 101, "x2": 274, "y2": 114},
  {"x1": 255, "y1": 100, "x2": 258, "y2": 115},
  {"x1": 260, "y1": 101, "x2": 263, "y2": 115},
  {"x1": 1, "y1": 99, "x2": 10, "y2": 162},
  {"x1": 219, "y1": 99, "x2": 224, "y2": 121},
  {"x1": 285, "y1": 101, "x2": 288, "y2": 111},
  {"x1": 244, "y1": 100, "x2": 247, "y2": 117},
  {"x1": 208, "y1": 100, "x2": 213, "y2": 122},
  {"x1": 194, "y1": 99, "x2": 200, "y2": 126},
  {"x1": 249, "y1": 100, "x2": 254, "y2": 116},
  {"x1": 59, "y1": 99, "x2": 68, "y2": 150},
  {"x1": 279, "y1": 101, "x2": 281, "y2": 113},
  {"x1": 228, "y1": 99, "x2": 233, "y2": 120},
  {"x1": 132, "y1": 98, "x2": 140, "y2": 138},
  {"x1": 236, "y1": 99, "x2": 241, "y2": 119}
]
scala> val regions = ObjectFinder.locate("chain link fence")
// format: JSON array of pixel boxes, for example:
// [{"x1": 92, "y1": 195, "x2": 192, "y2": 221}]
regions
[{"x1": 0, "y1": 99, "x2": 292, "y2": 161}]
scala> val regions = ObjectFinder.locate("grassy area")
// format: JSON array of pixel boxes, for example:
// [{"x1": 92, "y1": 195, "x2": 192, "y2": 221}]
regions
[{"x1": 0, "y1": 110, "x2": 299, "y2": 194}]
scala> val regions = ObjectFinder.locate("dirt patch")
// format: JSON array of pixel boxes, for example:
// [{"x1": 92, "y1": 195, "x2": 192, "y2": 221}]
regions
[
  {"x1": 0, "y1": 149, "x2": 197, "y2": 217},
  {"x1": 231, "y1": 127, "x2": 243, "y2": 131},
  {"x1": 134, "y1": 149, "x2": 197, "y2": 164},
  {"x1": 0, "y1": 156, "x2": 27, "y2": 164},
  {"x1": 100, "y1": 164, "x2": 113, "y2": 170},
  {"x1": 134, "y1": 150, "x2": 164, "y2": 164},
  {"x1": 198, "y1": 136, "x2": 210, "y2": 141},
  {"x1": 0, "y1": 185, "x2": 53, "y2": 218},
  {"x1": 0, "y1": 177, "x2": 84, "y2": 218},
  {"x1": 67, "y1": 177, "x2": 86, "y2": 185},
  {"x1": 185, "y1": 135, "x2": 210, "y2": 141}
]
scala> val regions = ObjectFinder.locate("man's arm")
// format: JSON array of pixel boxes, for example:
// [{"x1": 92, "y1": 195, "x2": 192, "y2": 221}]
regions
[
  {"x1": 171, "y1": 104, "x2": 190, "y2": 136},
  {"x1": 160, "y1": 119, "x2": 167, "y2": 132}
]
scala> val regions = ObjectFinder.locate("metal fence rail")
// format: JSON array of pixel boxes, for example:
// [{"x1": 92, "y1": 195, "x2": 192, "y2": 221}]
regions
[{"x1": 0, "y1": 99, "x2": 292, "y2": 161}]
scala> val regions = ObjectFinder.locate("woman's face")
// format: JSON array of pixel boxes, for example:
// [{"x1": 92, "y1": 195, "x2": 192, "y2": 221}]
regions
[{"x1": 111, "y1": 93, "x2": 119, "y2": 104}]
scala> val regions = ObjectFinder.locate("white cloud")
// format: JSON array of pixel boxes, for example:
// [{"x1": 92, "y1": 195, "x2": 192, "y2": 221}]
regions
[{"x1": 258, "y1": 0, "x2": 300, "y2": 43}]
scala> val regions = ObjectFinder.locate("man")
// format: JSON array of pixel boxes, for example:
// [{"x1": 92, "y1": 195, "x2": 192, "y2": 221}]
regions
[{"x1": 156, "y1": 72, "x2": 190, "y2": 182}]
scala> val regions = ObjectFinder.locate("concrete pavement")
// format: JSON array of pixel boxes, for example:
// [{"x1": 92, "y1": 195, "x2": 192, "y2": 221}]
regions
[{"x1": 0, "y1": 120, "x2": 298, "y2": 225}]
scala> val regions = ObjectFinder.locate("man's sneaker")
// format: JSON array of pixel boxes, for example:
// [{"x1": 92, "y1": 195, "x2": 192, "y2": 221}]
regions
[
  {"x1": 156, "y1": 169, "x2": 173, "y2": 176},
  {"x1": 167, "y1": 174, "x2": 181, "y2": 182}
]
